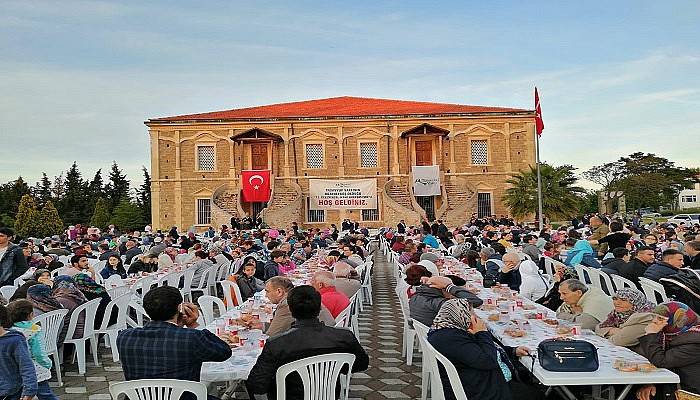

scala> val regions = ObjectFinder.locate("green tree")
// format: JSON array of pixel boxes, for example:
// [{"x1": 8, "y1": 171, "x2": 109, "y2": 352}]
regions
[
  {"x1": 0, "y1": 177, "x2": 31, "y2": 217},
  {"x1": 35, "y1": 173, "x2": 53, "y2": 207},
  {"x1": 110, "y1": 198, "x2": 143, "y2": 232},
  {"x1": 136, "y1": 167, "x2": 151, "y2": 225},
  {"x1": 37, "y1": 200, "x2": 64, "y2": 237},
  {"x1": 90, "y1": 198, "x2": 111, "y2": 229},
  {"x1": 105, "y1": 162, "x2": 130, "y2": 212},
  {"x1": 14, "y1": 194, "x2": 41, "y2": 238},
  {"x1": 58, "y1": 162, "x2": 88, "y2": 224},
  {"x1": 86, "y1": 169, "x2": 104, "y2": 217},
  {"x1": 503, "y1": 163, "x2": 585, "y2": 223},
  {"x1": 584, "y1": 153, "x2": 697, "y2": 212}
]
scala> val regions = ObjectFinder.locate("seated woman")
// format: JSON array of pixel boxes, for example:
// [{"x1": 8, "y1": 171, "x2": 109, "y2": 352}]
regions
[
  {"x1": 51, "y1": 276, "x2": 88, "y2": 341},
  {"x1": 594, "y1": 288, "x2": 655, "y2": 347},
  {"x1": 636, "y1": 301, "x2": 700, "y2": 400},
  {"x1": 233, "y1": 256, "x2": 264, "y2": 303},
  {"x1": 127, "y1": 254, "x2": 159, "y2": 275},
  {"x1": 73, "y1": 274, "x2": 113, "y2": 329},
  {"x1": 100, "y1": 254, "x2": 127, "y2": 280},
  {"x1": 427, "y1": 299, "x2": 544, "y2": 400},
  {"x1": 564, "y1": 238, "x2": 601, "y2": 268}
]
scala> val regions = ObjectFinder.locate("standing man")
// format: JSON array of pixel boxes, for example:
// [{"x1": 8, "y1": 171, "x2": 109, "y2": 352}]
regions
[
  {"x1": 0, "y1": 228, "x2": 29, "y2": 287},
  {"x1": 397, "y1": 220, "x2": 406, "y2": 235},
  {"x1": 588, "y1": 216, "x2": 610, "y2": 257}
]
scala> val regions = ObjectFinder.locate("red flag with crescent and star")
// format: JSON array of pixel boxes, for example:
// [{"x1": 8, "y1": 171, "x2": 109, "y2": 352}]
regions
[
  {"x1": 535, "y1": 87, "x2": 544, "y2": 137},
  {"x1": 241, "y1": 170, "x2": 271, "y2": 202}
]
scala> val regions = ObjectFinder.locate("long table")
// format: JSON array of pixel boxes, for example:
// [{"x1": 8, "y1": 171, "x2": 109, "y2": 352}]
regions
[{"x1": 442, "y1": 259, "x2": 679, "y2": 400}]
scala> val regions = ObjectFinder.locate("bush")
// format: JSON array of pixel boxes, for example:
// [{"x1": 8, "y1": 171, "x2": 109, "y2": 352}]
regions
[
  {"x1": 14, "y1": 195, "x2": 41, "y2": 238},
  {"x1": 37, "y1": 201, "x2": 64, "y2": 237}
]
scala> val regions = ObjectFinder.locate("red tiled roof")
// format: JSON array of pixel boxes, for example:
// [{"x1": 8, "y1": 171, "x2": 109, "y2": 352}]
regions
[{"x1": 149, "y1": 96, "x2": 530, "y2": 122}]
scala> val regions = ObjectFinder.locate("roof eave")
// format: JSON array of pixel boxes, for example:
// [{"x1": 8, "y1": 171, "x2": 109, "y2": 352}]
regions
[{"x1": 145, "y1": 110, "x2": 535, "y2": 126}]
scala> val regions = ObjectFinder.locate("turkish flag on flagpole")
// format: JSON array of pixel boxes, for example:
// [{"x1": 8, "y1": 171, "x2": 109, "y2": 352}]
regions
[
  {"x1": 535, "y1": 87, "x2": 544, "y2": 136},
  {"x1": 241, "y1": 170, "x2": 271, "y2": 202}
]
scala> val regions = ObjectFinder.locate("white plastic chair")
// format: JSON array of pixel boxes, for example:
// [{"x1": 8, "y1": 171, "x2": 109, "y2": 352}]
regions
[
  {"x1": 107, "y1": 285, "x2": 132, "y2": 299},
  {"x1": 574, "y1": 264, "x2": 588, "y2": 284},
  {"x1": 360, "y1": 260, "x2": 373, "y2": 306},
  {"x1": 61, "y1": 298, "x2": 102, "y2": 375},
  {"x1": 58, "y1": 255, "x2": 70, "y2": 267},
  {"x1": 51, "y1": 267, "x2": 68, "y2": 278},
  {"x1": 412, "y1": 320, "x2": 434, "y2": 400},
  {"x1": 197, "y1": 295, "x2": 226, "y2": 326},
  {"x1": 543, "y1": 256, "x2": 557, "y2": 278},
  {"x1": 126, "y1": 300, "x2": 150, "y2": 328},
  {"x1": 109, "y1": 379, "x2": 207, "y2": 400},
  {"x1": 612, "y1": 274, "x2": 637, "y2": 290},
  {"x1": 395, "y1": 281, "x2": 417, "y2": 366},
  {"x1": 426, "y1": 337, "x2": 470, "y2": 400},
  {"x1": 94, "y1": 260, "x2": 108, "y2": 274},
  {"x1": 275, "y1": 353, "x2": 355, "y2": 400},
  {"x1": 97, "y1": 293, "x2": 132, "y2": 362},
  {"x1": 190, "y1": 266, "x2": 214, "y2": 300},
  {"x1": 218, "y1": 280, "x2": 242, "y2": 309},
  {"x1": 639, "y1": 277, "x2": 668, "y2": 305},
  {"x1": 349, "y1": 292, "x2": 361, "y2": 339},
  {"x1": 334, "y1": 302, "x2": 352, "y2": 329},
  {"x1": 33, "y1": 309, "x2": 69, "y2": 386},
  {"x1": 181, "y1": 268, "x2": 196, "y2": 302},
  {"x1": 1, "y1": 285, "x2": 16, "y2": 300},
  {"x1": 104, "y1": 274, "x2": 125, "y2": 289},
  {"x1": 132, "y1": 275, "x2": 155, "y2": 303},
  {"x1": 595, "y1": 269, "x2": 615, "y2": 295}
]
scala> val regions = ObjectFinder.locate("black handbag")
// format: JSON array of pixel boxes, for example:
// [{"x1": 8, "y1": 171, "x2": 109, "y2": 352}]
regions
[{"x1": 537, "y1": 338, "x2": 599, "y2": 372}]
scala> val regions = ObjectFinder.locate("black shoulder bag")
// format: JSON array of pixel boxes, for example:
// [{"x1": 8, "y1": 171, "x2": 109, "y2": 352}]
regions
[{"x1": 537, "y1": 338, "x2": 599, "y2": 372}]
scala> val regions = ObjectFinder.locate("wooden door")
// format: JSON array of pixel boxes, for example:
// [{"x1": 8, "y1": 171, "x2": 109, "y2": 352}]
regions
[
  {"x1": 250, "y1": 143, "x2": 269, "y2": 170},
  {"x1": 415, "y1": 141, "x2": 433, "y2": 166}
]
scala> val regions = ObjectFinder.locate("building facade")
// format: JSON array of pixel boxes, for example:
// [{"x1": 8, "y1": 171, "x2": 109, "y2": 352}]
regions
[
  {"x1": 679, "y1": 179, "x2": 700, "y2": 210},
  {"x1": 145, "y1": 97, "x2": 536, "y2": 230}
]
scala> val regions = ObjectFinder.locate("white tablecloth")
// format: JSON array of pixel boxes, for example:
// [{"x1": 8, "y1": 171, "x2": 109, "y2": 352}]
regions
[{"x1": 443, "y1": 260, "x2": 680, "y2": 388}]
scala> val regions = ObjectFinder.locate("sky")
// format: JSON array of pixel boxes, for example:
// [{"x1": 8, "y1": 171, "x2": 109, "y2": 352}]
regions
[{"x1": 1, "y1": 0, "x2": 698, "y2": 189}]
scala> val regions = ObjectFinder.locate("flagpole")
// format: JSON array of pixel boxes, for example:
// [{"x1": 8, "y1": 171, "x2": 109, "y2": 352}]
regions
[{"x1": 536, "y1": 130, "x2": 544, "y2": 229}]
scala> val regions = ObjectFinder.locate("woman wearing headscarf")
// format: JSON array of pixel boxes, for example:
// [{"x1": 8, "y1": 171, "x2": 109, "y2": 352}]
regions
[
  {"x1": 427, "y1": 299, "x2": 543, "y2": 400},
  {"x1": 635, "y1": 301, "x2": 700, "y2": 400},
  {"x1": 73, "y1": 273, "x2": 113, "y2": 328},
  {"x1": 564, "y1": 239, "x2": 602, "y2": 268},
  {"x1": 27, "y1": 284, "x2": 63, "y2": 316},
  {"x1": 594, "y1": 288, "x2": 655, "y2": 347},
  {"x1": 51, "y1": 276, "x2": 88, "y2": 341}
]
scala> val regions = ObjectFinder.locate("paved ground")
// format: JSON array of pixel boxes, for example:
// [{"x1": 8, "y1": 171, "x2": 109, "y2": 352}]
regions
[{"x1": 51, "y1": 249, "x2": 422, "y2": 399}]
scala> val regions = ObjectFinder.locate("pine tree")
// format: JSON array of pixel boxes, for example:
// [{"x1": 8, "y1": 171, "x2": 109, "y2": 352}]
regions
[
  {"x1": 110, "y1": 198, "x2": 143, "y2": 232},
  {"x1": 36, "y1": 173, "x2": 53, "y2": 207},
  {"x1": 14, "y1": 194, "x2": 40, "y2": 238},
  {"x1": 2, "y1": 177, "x2": 32, "y2": 216},
  {"x1": 86, "y1": 169, "x2": 104, "y2": 216},
  {"x1": 105, "y1": 162, "x2": 130, "y2": 212},
  {"x1": 38, "y1": 200, "x2": 64, "y2": 237},
  {"x1": 90, "y1": 198, "x2": 111, "y2": 229},
  {"x1": 59, "y1": 162, "x2": 87, "y2": 224},
  {"x1": 136, "y1": 166, "x2": 151, "y2": 226},
  {"x1": 52, "y1": 173, "x2": 65, "y2": 202}
]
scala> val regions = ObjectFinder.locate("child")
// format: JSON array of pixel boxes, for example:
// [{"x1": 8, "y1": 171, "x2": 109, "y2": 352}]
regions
[
  {"x1": 0, "y1": 303, "x2": 38, "y2": 399},
  {"x1": 7, "y1": 300, "x2": 58, "y2": 400}
]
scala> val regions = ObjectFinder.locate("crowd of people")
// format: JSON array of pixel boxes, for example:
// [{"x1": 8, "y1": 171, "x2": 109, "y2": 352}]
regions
[
  {"x1": 0, "y1": 209, "x2": 699, "y2": 399},
  {"x1": 383, "y1": 212, "x2": 700, "y2": 400},
  {"x1": 0, "y1": 221, "x2": 373, "y2": 400}
]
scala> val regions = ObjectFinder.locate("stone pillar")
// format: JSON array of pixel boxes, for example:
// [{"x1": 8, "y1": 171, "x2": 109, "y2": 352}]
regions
[
  {"x1": 392, "y1": 125, "x2": 400, "y2": 175},
  {"x1": 283, "y1": 127, "x2": 291, "y2": 178},
  {"x1": 174, "y1": 130, "x2": 183, "y2": 229},
  {"x1": 337, "y1": 126, "x2": 345, "y2": 176},
  {"x1": 504, "y1": 122, "x2": 513, "y2": 171},
  {"x1": 228, "y1": 129, "x2": 236, "y2": 179},
  {"x1": 149, "y1": 130, "x2": 161, "y2": 229},
  {"x1": 448, "y1": 123, "x2": 457, "y2": 172}
]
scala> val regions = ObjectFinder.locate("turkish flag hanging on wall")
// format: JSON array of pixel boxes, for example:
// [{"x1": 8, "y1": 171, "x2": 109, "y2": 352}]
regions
[{"x1": 241, "y1": 170, "x2": 271, "y2": 202}]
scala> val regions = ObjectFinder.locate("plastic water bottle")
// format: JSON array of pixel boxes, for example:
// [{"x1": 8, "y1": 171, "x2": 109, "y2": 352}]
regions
[{"x1": 253, "y1": 292, "x2": 263, "y2": 308}]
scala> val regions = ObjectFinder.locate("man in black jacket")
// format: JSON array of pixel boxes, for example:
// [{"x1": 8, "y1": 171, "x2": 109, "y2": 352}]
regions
[
  {"x1": 685, "y1": 241, "x2": 700, "y2": 269},
  {"x1": 0, "y1": 228, "x2": 29, "y2": 287},
  {"x1": 247, "y1": 285, "x2": 369, "y2": 400},
  {"x1": 600, "y1": 247, "x2": 630, "y2": 276},
  {"x1": 617, "y1": 246, "x2": 655, "y2": 286},
  {"x1": 643, "y1": 249, "x2": 685, "y2": 282}
]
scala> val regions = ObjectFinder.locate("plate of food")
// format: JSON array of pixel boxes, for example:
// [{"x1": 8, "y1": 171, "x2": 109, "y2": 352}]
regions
[
  {"x1": 504, "y1": 327, "x2": 526, "y2": 337},
  {"x1": 488, "y1": 313, "x2": 501, "y2": 321},
  {"x1": 482, "y1": 304, "x2": 497, "y2": 311},
  {"x1": 555, "y1": 326, "x2": 573, "y2": 336},
  {"x1": 522, "y1": 304, "x2": 537, "y2": 310},
  {"x1": 543, "y1": 319, "x2": 559, "y2": 326}
]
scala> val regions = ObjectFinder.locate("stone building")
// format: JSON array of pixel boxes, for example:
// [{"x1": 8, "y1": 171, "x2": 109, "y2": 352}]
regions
[{"x1": 145, "y1": 96, "x2": 536, "y2": 230}]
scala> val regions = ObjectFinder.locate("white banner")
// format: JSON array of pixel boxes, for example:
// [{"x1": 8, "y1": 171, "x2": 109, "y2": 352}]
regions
[
  {"x1": 412, "y1": 165, "x2": 441, "y2": 196},
  {"x1": 309, "y1": 179, "x2": 377, "y2": 210}
]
